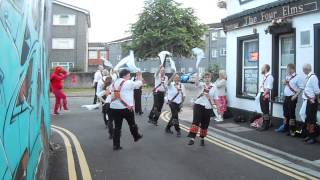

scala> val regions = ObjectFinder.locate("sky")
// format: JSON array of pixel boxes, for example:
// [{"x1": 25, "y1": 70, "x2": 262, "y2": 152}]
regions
[{"x1": 61, "y1": 0, "x2": 227, "y2": 42}]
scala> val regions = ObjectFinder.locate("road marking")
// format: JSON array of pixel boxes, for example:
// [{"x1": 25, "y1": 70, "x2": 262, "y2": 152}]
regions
[
  {"x1": 161, "y1": 111, "x2": 319, "y2": 180},
  {"x1": 52, "y1": 125, "x2": 92, "y2": 180},
  {"x1": 52, "y1": 128, "x2": 77, "y2": 180}
]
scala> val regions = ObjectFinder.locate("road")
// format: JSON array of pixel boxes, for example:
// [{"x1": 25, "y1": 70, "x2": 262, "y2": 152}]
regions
[{"x1": 48, "y1": 97, "x2": 320, "y2": 180}]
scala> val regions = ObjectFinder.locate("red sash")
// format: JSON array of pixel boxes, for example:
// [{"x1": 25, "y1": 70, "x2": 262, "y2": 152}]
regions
[
  {"x1": 285, "y1": 74, "x2": 297, "y2": 94},
  {"x1": 111, "y1": 80, "x2": 133, "y2": 111}
]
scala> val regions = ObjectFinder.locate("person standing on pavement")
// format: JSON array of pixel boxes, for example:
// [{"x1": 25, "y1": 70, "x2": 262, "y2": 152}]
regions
[
  {"x1": 133, "y1": 74, "x2": 144, "y2": 115},
  {"x1": 97, "y1": 76, "x2": 114, "y2": 139},
  {"x1": 148, "y1": 65, "x2": 168, "y2": 126},
  {"x1": 276, "y1": 64, "x2": 304, "y2": 135},
  {"x1": 165, "y1": 73, "x2": 186, "y2": 137},
  {"x1": 93, "y1": 65, "x2": 104, "y2": 104},
  {"x1": 110, "y1": 69, "x2": 143, "y2": 150},
  {"x1": 300, "y1": 64, "x2": 320, "y2": 144},
  {"x1": 50, "y1": 66, "x2": 69, "y2": 115},
  {"x1": 214, "y1": 70, "x2": 227, "y2": 122},
  {"x1": 188, "y1": 71, "x2": 219, "y2": 146},
  {"x1": 258, "y1": 64, "x2": 274, "y2": 131}
]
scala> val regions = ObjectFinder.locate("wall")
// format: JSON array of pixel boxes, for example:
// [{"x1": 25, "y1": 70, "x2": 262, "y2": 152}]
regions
[
  {"x1": 227, "y1": 0, "x2": 278, "y2": 15},
  {"x1": 49, "y1": 3, "x2": 89, "y2": 72},
  {"x1": 226, "y1": 12, "x2": 320, "y2": 120},
  {"x1": 0, "y1": 0, "x2": 51, "y2": 179}
]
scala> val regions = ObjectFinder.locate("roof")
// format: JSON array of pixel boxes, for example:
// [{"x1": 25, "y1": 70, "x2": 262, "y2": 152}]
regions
[
  {"x1": 206, "y1": 23, "x2": 223, "y2": 29},
  {"x1": 53, "y1": 0, "x2": 91, "y2": 27},
  {"x1": 107, "y1": 36, "x2": 132, "y2": 44},
  {"x1": 222, "y1": 0, "x2": 298, "y2": 23},
  {"x1": 89, "y1": 42, "x2": 108, "y2": 47}
]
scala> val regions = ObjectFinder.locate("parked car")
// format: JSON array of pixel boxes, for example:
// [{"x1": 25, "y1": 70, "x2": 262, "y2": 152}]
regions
[{"x1": 181, "y1": 72, "x2": 197, "y2": 83}]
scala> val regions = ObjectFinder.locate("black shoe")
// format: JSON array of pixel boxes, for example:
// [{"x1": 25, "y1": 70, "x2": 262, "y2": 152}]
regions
[
  {"x1": 200, "y1": 139, "x2": 205, "y2": 146},
  {"x1": 139, "y1": 112, "x2": 144, "y2": 115},
  {"x1": 188, "y1": 139, "x2": 195, "y2": 145},
  {"x1": 306, "y1": 138, "x2": 316, "y2": 144},
  {"x1": 165, "y1": 128, "x2": 174, "y2": 134},
  {"x1": 113, "y1": 146, "x2": 123, "y2": 151},
  {"x1": 134, "y1": 134, "x2": 143, "y2": 142},
  {"x1": 109, "y1": 135, "x2": 113, "y2": 140},
  {"x1": 176, "y1": 131, "x2": 181, "y2": 137}
]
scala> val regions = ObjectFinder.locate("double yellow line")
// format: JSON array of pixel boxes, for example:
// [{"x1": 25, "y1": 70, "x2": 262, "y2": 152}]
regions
[
  {"x1": 161, "y1": 111, "x2": 318, "y2": 180},
  {"x1": 51, "y1": 125, "x2": 92, "y2": 180}
]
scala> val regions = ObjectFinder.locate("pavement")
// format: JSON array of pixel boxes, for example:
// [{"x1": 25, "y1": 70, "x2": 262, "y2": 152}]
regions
[{"x1": 47, "y1": 96, "x2": 320, "y2": 180}]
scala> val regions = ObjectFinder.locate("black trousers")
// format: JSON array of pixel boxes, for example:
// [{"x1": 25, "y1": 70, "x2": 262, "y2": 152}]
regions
[
  {"x1": 188, "y1": 104, "x2": 212, "y2": 138},
  {"x1": 93, "y1": 82, "x2": 98, "y2": 104},
  {"x1": 260, "y1": 93, "x2": 270, "y2": 115},
  {"x1": 149, "y1": 92, "x2": 165, "y2": 122},
  {"x1": 134, "y1": 88, "x2": 142, "y2": 113},
  {"x1": 111, "y1": 108, "x2": 140, "y2": 147},
  {"x1": 283, "y1": 96, "x2": 297, "y2": 121},
  {"x1": 103, "y1": 103, "x2": 114, "y2": 136},
  {"x1": 305, "y1": 100, "x2": 318, "y2": 138},
  {"x1": 166, "y1": 102, "x2": 181, "y2": 132}
]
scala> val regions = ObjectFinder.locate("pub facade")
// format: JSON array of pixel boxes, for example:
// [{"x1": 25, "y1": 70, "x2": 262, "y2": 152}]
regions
[{"x1": 221, "y1": 0, "x2": 320, "y2": 119}]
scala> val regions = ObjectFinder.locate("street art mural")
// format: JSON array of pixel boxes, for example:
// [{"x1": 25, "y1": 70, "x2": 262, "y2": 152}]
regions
[{"x1": 0, "y1": 0, "x2": 51, "y2": 179}]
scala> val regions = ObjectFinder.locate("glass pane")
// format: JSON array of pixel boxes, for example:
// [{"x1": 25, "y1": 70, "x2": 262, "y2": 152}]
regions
[
  {"x1": 279, "y1": 68, "x2": 287, "y2": 97},
  {"x1": 243, "y1": 68, "x2": 258, "y2": 97},
  {"x1": 281, "y1": 35, "x2": 295, "y2": 66},
  {"x1": 243, "y1": 40, "x2": 259, "y2": 67}
]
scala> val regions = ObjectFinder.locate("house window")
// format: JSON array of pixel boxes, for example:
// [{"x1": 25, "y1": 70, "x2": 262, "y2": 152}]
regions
[
  {"x1": 300, "y1": 31, "x2": 311, "y2": 46},
  {"x1": 237, "y1": 35, "x2": 259, "y2": 98},
  {"x1": 278, "y1": 34, "x2": 295, "y2": 98},
  {"x1": 212, "y1": 49, "x2": 218, "y2": 58},
  {"x1": 53, "y1": 14, "x2": 76, "y2": 26},
  {"x1": 220, "y1": 48, "x2": 227, "y2": 56},
  {"x1": 89, "y1": 50, "x2": 98, "y2": 59},
  {"x1": 52, "y1": 38, "x2": 74, "y2": 49},
  {"x1": 52, "y1": 62, "x2": 74, "y2": 72},
  {"x1": 211, "y1": 31, "x2": 218, "y2": 41}
]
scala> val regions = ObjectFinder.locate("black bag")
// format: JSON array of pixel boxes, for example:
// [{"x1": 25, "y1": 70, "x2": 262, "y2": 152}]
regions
[{"x1": 233, "y1": 115, "x2": 246, "y2": 123}]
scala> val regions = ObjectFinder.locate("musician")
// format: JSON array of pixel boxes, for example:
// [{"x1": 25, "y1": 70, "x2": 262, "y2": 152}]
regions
[
  {"x1": 165, "y1": 73, "x2": 186, "y2": 137},
  {"x1": 148, "y1": 65, "x2": 168, "y2": 125},
  {"x1": 93, "y1": 65, "x2": 104, "y2": 104},
  {"x1": 300, "y1": 64, "x2": 320, "y2": 144},
  {"x1": 276, "y1": 64, "x2": 303, "y2": 135},
  {"x1": 188, "y1": 71, "x2": 219, "y2": 146},
  {"x1": 258, "y1": 64, "x2": 274, "y2": 131},
  {"x1": 110, "y1": 69, "x2": 143, "y2": 150},
  {"x1": 133, "y1": 74, "x2": 143, "y2": 115}
]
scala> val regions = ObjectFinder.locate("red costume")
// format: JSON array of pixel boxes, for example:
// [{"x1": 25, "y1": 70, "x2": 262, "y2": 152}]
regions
[{"x1": 50, "y1": 66, "x2": 68, "y2": 114}]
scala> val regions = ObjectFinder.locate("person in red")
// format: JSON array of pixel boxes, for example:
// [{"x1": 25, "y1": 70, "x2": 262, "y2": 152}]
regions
[{"x1": 51, "y1": 66, "x2": 69, "y2": 115}]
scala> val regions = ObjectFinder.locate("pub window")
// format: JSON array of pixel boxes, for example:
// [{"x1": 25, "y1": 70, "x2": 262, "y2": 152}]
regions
[
  {"x1": 278, "y1": 34, "x2": 295, "y2": 99},
  {"x1": 237, "y1": 34, "x2": 259, "y2": 99},
  {"x1": 300, "y1": 30, "x2": 311, "y2": 46}
]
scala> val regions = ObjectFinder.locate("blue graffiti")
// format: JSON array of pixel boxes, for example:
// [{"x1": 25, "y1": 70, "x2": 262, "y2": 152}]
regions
[{"x1": 0, "y1": 0, "x2": 51, "y2": 179}]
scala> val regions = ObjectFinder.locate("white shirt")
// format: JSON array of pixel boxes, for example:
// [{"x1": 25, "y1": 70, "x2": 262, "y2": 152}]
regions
[
  {"x1": 195, "y1": 82, "x2": 219, "y2": 109},
  {"x1": 96, "y1": 89, "x2": 112, "y2": 103},
  {"x1": 283, "y1": 73, "x2": 304, "y2": 96},
  {"x1": 110, "y1": 78, "x2": 143, "y2": 109},
  {"x1": 93, "y1": 70, "x2": 103, "y2": 83},
  {"x1": 260, "y1": 72, "x2": 274, "y2": 92},
  {"x1": 302, "y1": 73, "x2": 320, "y2": 100},
  {"x1": 96, "y1": 76, "x2": 107, "y2": 96},
  {"x1": 167, "y1": 82, "x2": 186, "y2": 104},
  {"x1": 154, "y1": 74, "x2": 168, "y2": 92}
]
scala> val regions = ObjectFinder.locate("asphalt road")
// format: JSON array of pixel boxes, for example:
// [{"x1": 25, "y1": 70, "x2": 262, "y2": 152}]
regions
[{"x1": 46, "y1": 97, "x2": 309, "y2": 180}]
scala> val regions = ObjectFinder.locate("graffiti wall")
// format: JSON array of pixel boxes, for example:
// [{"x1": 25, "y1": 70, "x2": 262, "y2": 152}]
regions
[{"x1": 0, "y1": 0, "x2": 51, "y2": 179}]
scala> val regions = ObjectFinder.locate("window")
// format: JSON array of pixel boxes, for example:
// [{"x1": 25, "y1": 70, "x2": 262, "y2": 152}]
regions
[
  {"x1": 220, "y1": 48, "x2": 227, "y2": 56},
  {"x1": 188, "y1": 67, "x2": 193, "y2": 73},
  {"x1": 212, "y1": 49, "x2": 218, "y2": 58},
  {"x1": 300, "y1": 31, "x2": 311, "y2": 46},
  {"x1": 100, "y1": 51, "x2": 107, "y2": 59},
  {"x1": 52, "y1": 62, "x2": 74, "y2": 72},
  {"x1": 237, "y1": 35, "x2": 259, "y2": 98},
  {"x1": 52, "y1": 38, "x2": 74, "y2": 49},
  {"x1": 278, "y1": 34, "x2": 295, "y2": 98},
  {"x1": 53, "y1": 14, "x2": 76, "y2": 26},
  {"x1": 89, "y1": 50, "x2": 98, "y2": 59},
  {"x1": 211, "y1": 31, "x2": 218, "y2": 41}
]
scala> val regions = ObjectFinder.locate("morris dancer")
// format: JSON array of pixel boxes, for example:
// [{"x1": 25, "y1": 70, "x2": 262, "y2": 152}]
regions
[
  {"x1": 300, "y1": 64, "x2": 320, "y2": 144},
  {"x1": 165, "y1": 73, "x2": 185, "y2": 137},
  {"x1": 188, "y1": 71, "x2": 219, "y2": 146},
  {"x1": 276, "y1": 64, "x2": 303, "y2": 135},
  {"x1": 93, "y1": 65, "x2": 104, "y2": 104},
  {"x1": 110, "y1": 69, "x2": 143, "y2": 150},
  {"x1": 258, "y1": 64, "x2": 274, "y2": 131},
  {"x1": 148, "y1": 65, "x2": 168, "y2": 125}
]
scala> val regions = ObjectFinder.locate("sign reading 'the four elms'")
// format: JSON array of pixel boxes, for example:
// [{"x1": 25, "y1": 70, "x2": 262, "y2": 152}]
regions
[{"x1": 223, "y1": 0, "x2": 320, "y2": 31}]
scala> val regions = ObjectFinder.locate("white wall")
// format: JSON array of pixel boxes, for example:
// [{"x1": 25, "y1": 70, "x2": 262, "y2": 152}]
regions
[
  {"x1": 226, "y1": 13, "x2": 320, "y2": 119},
  {"x1": 227, "y1": 0, "x2": 278, "y2": 15}
]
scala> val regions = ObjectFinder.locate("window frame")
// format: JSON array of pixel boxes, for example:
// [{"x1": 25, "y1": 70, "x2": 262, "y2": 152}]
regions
[
  {"x1": 236, "y1": 34, "x2": 259, "y2": 100},
  {"x1": 52, "y1": 14, "x2": 76, "y2": 26},
  {"x1": 52, "y1": 62, "x2": 74, "y2": 72},
  {"x1": 52, "y1": 38, "x2": 75, "y2": 50}
]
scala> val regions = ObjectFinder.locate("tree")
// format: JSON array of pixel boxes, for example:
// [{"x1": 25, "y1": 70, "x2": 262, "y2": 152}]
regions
[{"x1": 129, "y1": 0, "x2": 207, "y2": 59}]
